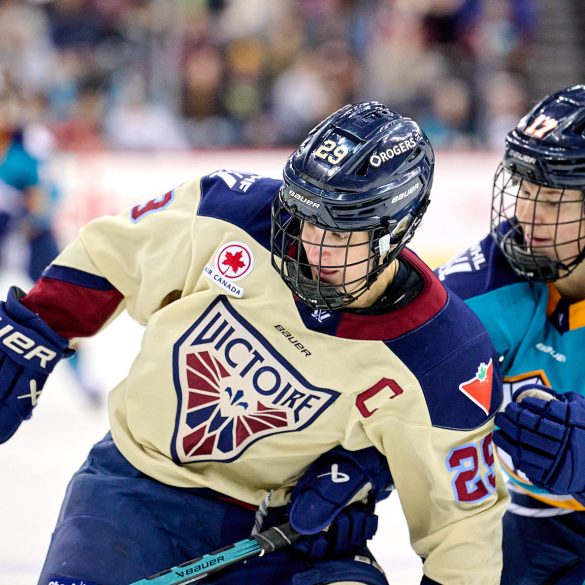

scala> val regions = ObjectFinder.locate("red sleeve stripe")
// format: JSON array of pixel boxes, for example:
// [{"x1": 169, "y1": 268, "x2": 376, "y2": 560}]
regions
[{"x1": 22, "y1": 271, "x2": 124, "y2": 340}]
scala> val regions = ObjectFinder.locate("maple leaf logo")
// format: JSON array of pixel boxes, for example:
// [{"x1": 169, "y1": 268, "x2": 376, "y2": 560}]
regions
[
  {"x1": 476, "y1": 363, "x2": 488, "y2": 381},
  {"x1": 214, "y1": 242, "x2": 254, "y2": 281},
  {"x1": 458, "y1": 359, "x2": 494, "y2": 415},
  {"x1": 222, "y1": 250, "x2": 245, "y2": 274}
]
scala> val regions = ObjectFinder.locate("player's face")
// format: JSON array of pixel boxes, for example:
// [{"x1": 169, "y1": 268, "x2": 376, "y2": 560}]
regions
[
  {"x1": 300, "y1": 223, "x2": 373, "y2": 293},
  {"x1": 515, "y1": 180, "x2": 585, "y2": 265}
]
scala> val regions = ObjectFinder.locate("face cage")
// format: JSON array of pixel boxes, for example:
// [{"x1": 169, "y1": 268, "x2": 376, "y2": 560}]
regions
[
  {"x1": 491, "y1": 163, "x2": 585, "y2": 282},
  {"x1": 270, "y1": 201, "x2": 400, "y2": 310}
]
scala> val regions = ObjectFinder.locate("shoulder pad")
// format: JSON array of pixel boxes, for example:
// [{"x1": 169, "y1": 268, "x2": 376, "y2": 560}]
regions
[
  {"x1": 199, "y1": 171, "x2": 282, "y2": 249},
  {"x1": 387, "y1": 292, "x2": 503, "y2": 430},
  {"x1": 436, "y1": 234, "x2": 524, "y2": 300}
]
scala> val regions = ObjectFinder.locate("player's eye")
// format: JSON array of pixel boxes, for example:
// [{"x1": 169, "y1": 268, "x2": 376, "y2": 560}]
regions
[{"x1": 330, "y1": 231, "x2": 350, "y2": 242}]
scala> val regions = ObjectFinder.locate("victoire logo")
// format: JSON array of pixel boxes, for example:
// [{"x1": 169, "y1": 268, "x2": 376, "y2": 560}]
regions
[
  {"x1": 369, "y1": 136, "x2": 418, "y2": 168},
  {"x1": 173, "y1": 298, "x2": 338, "y2": 462},
  {"x1": 288, "y1": 189, "x2": 320, "y2": 209}
]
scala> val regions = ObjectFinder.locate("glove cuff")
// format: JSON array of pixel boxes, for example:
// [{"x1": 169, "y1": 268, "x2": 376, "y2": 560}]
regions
[{"x1": 0, "y1": 287, "x2": 71, "y2": 373}]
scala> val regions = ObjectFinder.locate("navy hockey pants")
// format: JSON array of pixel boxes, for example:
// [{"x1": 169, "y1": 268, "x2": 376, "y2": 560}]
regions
[
  {"x1": 38, "y1": 433, "x2": 389, "y2": 585},
  {"x1": 501, "y1": 495, "x2": 585, "y2": 585}
]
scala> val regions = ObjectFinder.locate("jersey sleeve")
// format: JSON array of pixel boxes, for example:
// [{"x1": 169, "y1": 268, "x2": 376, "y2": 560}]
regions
[
  {"x1": 356, "y1": 305, "x2": 508, "y2": 584},
  {"x1": 22, "y1": 178, "x2": 202, "y2": 337},
  {"x1": 369, "y1": 418, "x2": 507, "y2": 584}
]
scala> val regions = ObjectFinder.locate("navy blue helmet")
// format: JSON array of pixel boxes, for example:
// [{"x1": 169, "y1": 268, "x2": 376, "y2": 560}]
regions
[
  {"x1": 491, "y1": 85, "x2": 585, "y2": 281},
  {"x1": 271, "y1": 101, "x2": 434, "y2": 310}
]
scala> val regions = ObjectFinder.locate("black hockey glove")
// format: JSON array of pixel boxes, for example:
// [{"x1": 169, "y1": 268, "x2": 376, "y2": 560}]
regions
[
  {"x1": 288, "y1": 446, "x2": 392, "y2": 557},
  {"x1": 0, "y1": 287, "x2": 72, "y2": 443}
]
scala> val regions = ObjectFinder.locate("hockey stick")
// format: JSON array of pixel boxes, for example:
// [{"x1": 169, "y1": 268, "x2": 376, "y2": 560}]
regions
[{"x1": 129, "y1": 522, "x2": 300, "y2": 585}]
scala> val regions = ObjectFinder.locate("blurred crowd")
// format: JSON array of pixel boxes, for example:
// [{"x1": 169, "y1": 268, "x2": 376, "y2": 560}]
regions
[{"x1": 0, "y1": 0, "x2": 537, "y2": 151}]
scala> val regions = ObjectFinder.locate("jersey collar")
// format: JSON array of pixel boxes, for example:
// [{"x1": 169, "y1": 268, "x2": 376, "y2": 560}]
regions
[{"x1": 546, "y1": 284, "x2": 585, "y2": 331}]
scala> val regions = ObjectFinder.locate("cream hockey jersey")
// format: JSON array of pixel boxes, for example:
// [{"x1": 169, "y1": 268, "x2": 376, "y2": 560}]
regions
[{"x1": 22, "y1": 171, "x2": 508, "y2": 584}]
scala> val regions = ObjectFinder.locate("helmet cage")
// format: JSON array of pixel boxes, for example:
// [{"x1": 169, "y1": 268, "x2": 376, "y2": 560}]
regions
[
  {"x1": 271, "y1": 184, "x2": 424, "y2": 310},
  {"x1": 491, "y1": 163, "x2": 585, "y2": 281},
  {"x1": 270, "y1": 101, "x2": 434, "y2": 310}
]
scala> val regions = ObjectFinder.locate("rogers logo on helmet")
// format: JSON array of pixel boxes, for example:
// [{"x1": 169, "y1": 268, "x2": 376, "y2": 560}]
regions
[
  {"x1": 369, "y1": 135, "x2": 419, "y2": 168},
  {"x1": 288, "y1": 189, "x2": 321, "y2": 209}
]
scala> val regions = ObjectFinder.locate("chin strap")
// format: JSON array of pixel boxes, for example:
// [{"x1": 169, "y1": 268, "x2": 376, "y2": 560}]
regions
[
  {"x1": 498, "y1": 228, "x2": 559, "y2": 281},
  {"x1": 286, "y1": 261, "x2": 353, "y2": 310}
]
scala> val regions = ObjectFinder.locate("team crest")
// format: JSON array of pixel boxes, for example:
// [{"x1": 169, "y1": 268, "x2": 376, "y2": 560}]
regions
[
  {"x1": 458, "y1": 359, "x2": 493, "y2": 415},
  {"x1": 171, "y1": 298, "x2": 338, "y2": 463},
  {"x1": 204, "y1": 241, "x2": 254, "y2": 297},
  {"x1": 311, "y1": 309, "x2": 332, "y2": 323}
]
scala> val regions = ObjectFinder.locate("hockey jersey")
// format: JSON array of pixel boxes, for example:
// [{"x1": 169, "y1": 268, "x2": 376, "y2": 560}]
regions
[
  {"x1": 0, "y1": 132, "x2": 40, "y2": 223},
  {"x1": 437, "y1": 234, "x2": 585, "y2": 513},
  {"x1": 22, "y1": 171, "x2": 508, "y2": 584}
]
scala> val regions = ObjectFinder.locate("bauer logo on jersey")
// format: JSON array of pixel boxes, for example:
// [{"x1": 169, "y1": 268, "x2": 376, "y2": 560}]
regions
[
  {"x1": 204, "y1": 241, "x2": 254, "y2": 298},
  {"x1": 171, "y1": 297, "x2": 338, "y2": 463}
]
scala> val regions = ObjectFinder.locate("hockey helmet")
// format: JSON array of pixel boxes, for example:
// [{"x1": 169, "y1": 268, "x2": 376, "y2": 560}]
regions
[
  {"x1": 491, "y1": 85, "x2": 585, "y2": 281},
  {"x1": 271, "y1": 101, "x2": 434, "y2": 309}
]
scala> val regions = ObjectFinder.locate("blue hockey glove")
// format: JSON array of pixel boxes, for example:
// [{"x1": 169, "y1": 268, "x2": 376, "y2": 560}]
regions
[
  {"x1": 494, "y1": 385, "x2": 585, "y2": 501},
  {"x1": 289, "y1": 446, "x2": 392, "y2": 557},
  {"x1": 0, "y1": 287, "x2": 72, "y2": 443}
]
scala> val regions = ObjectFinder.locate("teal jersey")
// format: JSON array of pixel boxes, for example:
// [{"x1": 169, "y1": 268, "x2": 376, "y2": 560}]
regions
[
  {"x1": 437, "y1": 234, "x2": 585, "y2": 513},
  {"x1": 0, "y1": 132, "x2": 41, "y2": 220}
]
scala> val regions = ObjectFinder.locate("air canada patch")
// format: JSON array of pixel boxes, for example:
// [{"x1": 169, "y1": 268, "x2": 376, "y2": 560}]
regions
[
  {"x1": 171, "y1": 297, "x2": 338, "y2": 463},
  {"x1": 204, "y1": 241, "x2": 254, "y2": 298}
]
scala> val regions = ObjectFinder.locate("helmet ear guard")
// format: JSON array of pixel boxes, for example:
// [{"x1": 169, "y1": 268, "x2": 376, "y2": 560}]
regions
[
  {"x1": 271, "y1": 101, "x2": 434, "y2": 310},
  {"x1": 491, "y1": 85, "x2": 585, "y2": 282}
]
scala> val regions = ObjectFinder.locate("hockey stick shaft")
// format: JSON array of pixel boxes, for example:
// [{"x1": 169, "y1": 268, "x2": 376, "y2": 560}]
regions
[{"x1": 129, "y1": 522, "x2": 300, "y2": 585}]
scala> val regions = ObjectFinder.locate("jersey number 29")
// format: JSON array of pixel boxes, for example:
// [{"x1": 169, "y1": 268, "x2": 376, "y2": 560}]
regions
[{"x1": 447, "y1": 434, "x2": 495, "y2": 503}]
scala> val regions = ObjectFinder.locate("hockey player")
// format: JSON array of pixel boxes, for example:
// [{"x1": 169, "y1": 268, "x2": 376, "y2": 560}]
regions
[
  {"x1": 0, "y1": 81, "x2": 103, "y2": 406},
  {"x1": 0, "y1": 101, "x2": 507, "y2": 585},
  {"x1": 0, "y1": 83, "x2": 60, "y2": 282},
  {"x1": 437, "y1": 85, "x2": 585, "y2": 584}
]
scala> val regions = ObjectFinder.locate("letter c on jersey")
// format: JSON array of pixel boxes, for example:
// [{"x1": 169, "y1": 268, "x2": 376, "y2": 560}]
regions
[{"x1": 356, "y1": 378, "x2": 404, "y2": 417}]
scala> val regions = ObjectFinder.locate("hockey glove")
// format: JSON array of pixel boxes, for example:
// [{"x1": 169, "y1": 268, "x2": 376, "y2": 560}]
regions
[
  {"x1": 289, "y1": 446, "x2": 392, "y2": 557},
  {"x1": 0, "y1": 287, "x2": 72, "y2": 443},
  {"x1": 494, "y1": 385, "x2": 585, "y2": 502}
]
